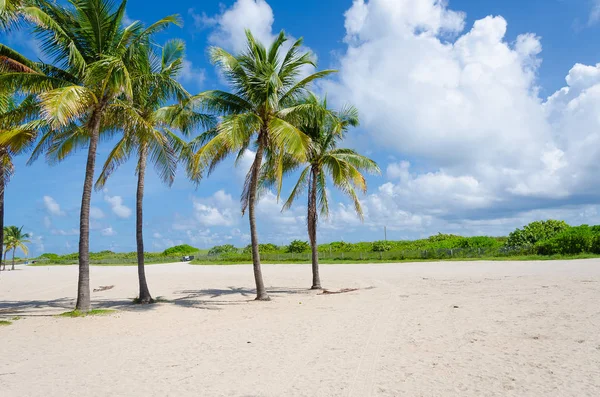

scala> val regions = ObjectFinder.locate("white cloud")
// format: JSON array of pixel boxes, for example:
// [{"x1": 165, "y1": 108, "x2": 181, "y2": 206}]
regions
[
  {"x1": 314, "y1": 0, "x2": 600, "y2": 236},
  {"x1": 178, "y1": 60, "x2": 206, "y2": 88},
  {"x1": 51, "y1": 228, "x2": 79, "y2": 236},
  {"x1": 204, "y1": 0, "x2": 275, "y2": 53},
  {"x1": 193, "y1": 190, "x2": 238, "y2": 227},
  {"x1": 43, "y1": 216, "x2": 52, "y2": 229},
  {"x1": 590, "y1": 0, "x2": 600, "y2": 26},
  {"x1": 43, "y1": 196, "x2": 65, "y2": 216},
  {"x1": 200, "y1": 0, "x2": 316, "y2": 80},
  {"x1": 122, "y1": 11, "x2": 134, "y2": 26},
  {"x1": 90, "y1": 207, "x2": 105, "y2": 220},
  {"x1": 101, "y1": 227, "x2": 116, "y2": 237},
  {"x1": 104, "y1": 195, "x2": 132, "y2": 219}
]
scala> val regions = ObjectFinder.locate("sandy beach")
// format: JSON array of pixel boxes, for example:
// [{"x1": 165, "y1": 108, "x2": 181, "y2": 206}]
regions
[{"x1": 1, "y1": 260, "x2": 599, "y2": 396}]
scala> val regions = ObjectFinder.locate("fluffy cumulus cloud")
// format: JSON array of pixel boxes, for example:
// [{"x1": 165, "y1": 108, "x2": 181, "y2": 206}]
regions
[
  {"x1": 197, "y1": 0, "x2": 316, "y2": 80},
  {"x1": 104, "y1": 195, "x2": 132, "y2": 219},
  {"x1": 201, "y1": 0, "x2": 275, "y2": 53},
  {"x1": 43, "y1": 196, "x2": 65, "y2": 216},
  {"x1": 193, "y1": 190, "x2": 237, "y2": 227},
  {"x1": 316, "y1": 0, "x2": 600, "y2": 236}
]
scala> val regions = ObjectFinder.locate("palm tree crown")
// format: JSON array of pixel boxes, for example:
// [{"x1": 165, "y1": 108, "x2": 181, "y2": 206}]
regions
[
  {"x1": 3, "y1": 225, "x2": 30, "y2": 270},
  {"x1": 278, "y1": 93, "x2": 380, "y2": 289}
]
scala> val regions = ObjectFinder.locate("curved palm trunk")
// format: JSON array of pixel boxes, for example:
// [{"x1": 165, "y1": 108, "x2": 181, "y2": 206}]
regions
[
  {"x1": 0, "y1": 164, "x2": 4, "y2": 272},
  {"x1": 308, "y1": 167, "x2": 321, "y2": 289},
  {"x1": 11, "y1": 247, "x2": 15, "y2": 270},
  {"x1": 2, "y1": 250, "x2": 6, "y2": 271},
  {"x1": 248, "y1": 135, "x2": 269, "y2": 301},
  {"x1": 75, "y1": 107, "x2": 103, "y2": 312},
  {"x1": 135, "y1": 145, "x2": 153, "y2": 304}
]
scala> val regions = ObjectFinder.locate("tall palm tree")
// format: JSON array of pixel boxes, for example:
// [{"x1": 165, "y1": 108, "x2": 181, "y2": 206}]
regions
[
  {"x1": 0, "y1": 0, "x2": 179, "y2": 311},
  {"x1": 4, "y1": 225, "x2": 30, "y2": 270},
  {"x1": 279, "y1": 94, "x2": 380, "y2": 289},
  {"x1": 188, "y1": 30, "x2": 335, "y2": 301},
  {"x1": 95, "y1": 39, "x2": 214, "y2": 304},
  {"x1": 0, "y1": 93, "x2": 40, "y2": 272}
]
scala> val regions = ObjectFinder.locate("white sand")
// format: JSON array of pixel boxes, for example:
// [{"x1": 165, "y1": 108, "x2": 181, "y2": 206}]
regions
[{"x1": 1, "y1": 260, "x2": 600, "y2": 396}]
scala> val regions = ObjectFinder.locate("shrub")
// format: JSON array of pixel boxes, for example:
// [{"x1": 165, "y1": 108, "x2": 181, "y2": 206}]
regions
[
  {"x1": 428, "y1": 233, "x2": 462, "y2": 242},
  {"x1": 591, "y1": 234, "x2": 600, "y2": 254},
  {"x1": 506, "y1": 220, "x2": 570, "y2": 248},
  {"x1": 457, "y1": 236, "x2": 502, "y2": 250},
  {"x1": 242, "y1": 243, "x2": 280, "y2": 254},
  {"x1": 536, "y1": 226, "x2": 593, "y2": 255},
  {"x1": 327, "y1": 241, "x2": 353, "y2": 252},
  {"x1": 38, "y1": 253, "x2": 59, "y2": 260},
  {"x1": 372, "y1": 241, "x2": 392, "y2": 252},
  {"x1": 162, "y1": 244, "x2": 199, "y2": 256},
  {"x1": 287, "y1": 240, "x2": 310, "y2": 253},
  {"x1": 208, "y1": 244, "x2": 238, "y2": 256}
]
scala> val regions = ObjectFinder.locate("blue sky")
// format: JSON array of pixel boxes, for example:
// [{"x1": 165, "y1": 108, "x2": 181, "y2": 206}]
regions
[{"x1": 4, "y1": 0, "x2": 600, "y2": 255}]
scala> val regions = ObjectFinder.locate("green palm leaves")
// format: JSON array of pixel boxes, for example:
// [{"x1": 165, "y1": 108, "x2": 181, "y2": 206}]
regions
[
  {"x1": 1, "y1": 7, "x2": 379, "y2": 302},
  {"x1": 3, "y1": 225, "x2": 30, "y2": 271},
  {"x1": 275, "y1": 93, "x2": 380, "y2": 288},
  {"x1": 188, "y1": 30, "x2": 336, "y2": 300},
  {"x1": 0, "y1": 0, "x2": 180, "y2": 311}
]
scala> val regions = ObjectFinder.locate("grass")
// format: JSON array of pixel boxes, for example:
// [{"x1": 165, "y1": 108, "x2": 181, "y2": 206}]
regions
[
  {"x1": 58, "y1": 309, "x2": 116, "y2": 318},
  {"x1": 0, "y1": 320, "x2": 12, "y2": 326},
  {"x1": 188, "y1": 253, "x2": 600, "y2": 265},
  {"x1": 28, "y1": 253, "x2": 600, "y2": 267}
]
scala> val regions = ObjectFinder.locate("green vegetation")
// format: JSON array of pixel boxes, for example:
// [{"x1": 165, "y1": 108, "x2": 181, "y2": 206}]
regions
[
  {"x1": 31, "y1": 221, "x2": 600, "y2": 266},
  {"x1": 58, "y1": 309, "x2": 116, "y2": 318},
  {"x1": 208, "y1": 244, "x2": 238, "y2": 256},
  {"x1": 287, "y1": 240, "x2": 310, "y2": 253},
  {"x1": 506, "y1": 220, "x2": 569, "y2": 247},
  {"x1": 0, "y1": 320, "x2": 12, "y2": 326},
  {"x1": 162, "y1": 245, "x2": 200, "y2": 257}
]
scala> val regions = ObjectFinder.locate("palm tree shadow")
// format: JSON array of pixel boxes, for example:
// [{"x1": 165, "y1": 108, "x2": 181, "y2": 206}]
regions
[
  {"x1": 0, "y1": 286, "x2": 315, "y2": 316},
  {"x1": 170, "y1": 286, "x2": 313, "y2": 308}
]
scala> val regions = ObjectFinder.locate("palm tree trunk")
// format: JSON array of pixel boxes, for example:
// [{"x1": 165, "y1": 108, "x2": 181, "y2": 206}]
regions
[
  {"x1": 248, "y1": 135, "x2": 269, "y2": 301},
  {"x1": 75, "y1": 107, "x2": 103, "y2": 312},
  {"x1": 308, "y1": 168, "x2": 321, "y2": 289},
  {"x1": 135, "y1": 145, "x2": 153, "y2": 304},
  {"x1": 11, "y1": 247, "x2": 15, "y2": 271},
  {"x1": 2, "y1": 249, "x2": 7, "y2": 271},
  {"x1": 0, "y1": 164, "x2": 4, "y2": 272}
]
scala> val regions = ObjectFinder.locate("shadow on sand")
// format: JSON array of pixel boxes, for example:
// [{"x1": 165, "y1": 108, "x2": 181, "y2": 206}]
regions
[{"x1": 0, "y1": 286, "x2": 315, "y2": 317}]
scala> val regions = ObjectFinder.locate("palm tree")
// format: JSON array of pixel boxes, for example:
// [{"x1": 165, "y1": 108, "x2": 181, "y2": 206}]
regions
[
  {"x1": 4, "y1": 225, "x2": 30, "y2": 270},
  {"x1": 0, "y1": 0, "x2": 179, "y2": 311},
  {"x1": 0, "y1": 0, "x2": 24, "y2": 30},
  {"x1": 279, "y1": 94, "x2": 380, "y2": 289},
  {"x1": 95, "y1": 40, "x2": 214, "y2": 304},
  {"x1": 0, "y1": 93, "x2": 40, "y2": 272},
  {"x1": 188, "y1": 30, "x2": 335, "y2": 301}
]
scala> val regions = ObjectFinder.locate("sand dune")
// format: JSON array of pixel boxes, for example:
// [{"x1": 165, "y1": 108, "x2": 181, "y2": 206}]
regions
[{"x1": 1, "y1": 260, "x2": 599, "y2": 396}]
